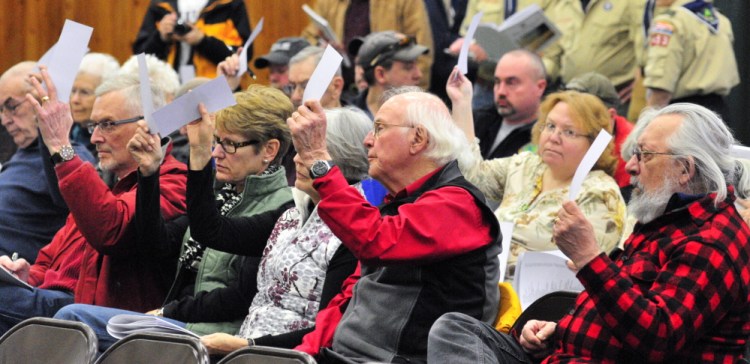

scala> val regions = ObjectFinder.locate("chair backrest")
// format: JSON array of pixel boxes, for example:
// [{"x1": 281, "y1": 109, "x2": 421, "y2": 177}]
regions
[
  {"x1": 217, "y1": 346, "x2": 317, "y2": 364},
  {"x1": 510, "y1": 290, "x2": 578, "y2": 334},
  {"x1": 0, "y1": 317, "x2": 97, "y2": 364},
  {"x1": 95, "y1": 332, "x2": 209, "y2": 364}
]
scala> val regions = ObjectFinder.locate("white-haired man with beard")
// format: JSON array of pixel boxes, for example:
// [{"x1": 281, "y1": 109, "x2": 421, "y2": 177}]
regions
[{"x1": 428, "y1": 103, "x2": 750, "y2": 363}]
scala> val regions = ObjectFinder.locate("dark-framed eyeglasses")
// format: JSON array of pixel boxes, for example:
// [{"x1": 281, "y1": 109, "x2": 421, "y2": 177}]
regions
[
  {"x1": 368, "y1": 35, "x2": 417, "y2": 68},
  {"x1": 0, "y1": 97, "x2": 29, "y2": 117},
  {"x1": 213, "y1": 135, "x2": 259, "y2": 154},
  {"x1": 631, "y1": 146, "x2": 678, "y2": 162},
  {"x1": 87, "y1": 115, "x2": 143, "y2": 134}
]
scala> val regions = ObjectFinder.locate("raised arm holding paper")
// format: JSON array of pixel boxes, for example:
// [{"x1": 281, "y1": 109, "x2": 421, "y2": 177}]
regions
[{"x1": 446, "y1": 69, "x2": 625, "y2": 281}]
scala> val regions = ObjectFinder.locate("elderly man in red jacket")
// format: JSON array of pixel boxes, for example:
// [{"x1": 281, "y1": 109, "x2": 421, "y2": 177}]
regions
[{"x1": 0, "y1": 67, "x2": 186, "y2": 334}]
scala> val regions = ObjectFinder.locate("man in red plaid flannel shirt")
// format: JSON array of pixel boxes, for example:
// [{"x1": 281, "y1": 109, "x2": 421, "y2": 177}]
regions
[{"x1": 428, "y1": 103, "x2": 750, "y2": 364}]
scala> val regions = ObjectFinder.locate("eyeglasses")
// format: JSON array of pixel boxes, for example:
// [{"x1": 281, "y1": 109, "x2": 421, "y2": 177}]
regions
[
  {"x1": 631, "y1": 146, "x2": 678, "y2": 163},
  {"x1": 372, "y1": 121, "x2": 413, "y2": 139},
  {"x1": 213, "y1": 135, "x2": 259, "y2": 154},
  {"x1": 0, "y1": 98, "x2": 29, "y2": 117},
  {"x1": 287, "y1": 79, "x2": 309, "y2": 95},
  {"x1": 541, "y1": 122, "x2": 590, "y2": 140},
  {"x1": 87, "y1": 115, "x2": 143, "y2": 134},
  {"x1": 368, "y1": 35, "x2": 416, "y2": 68}
]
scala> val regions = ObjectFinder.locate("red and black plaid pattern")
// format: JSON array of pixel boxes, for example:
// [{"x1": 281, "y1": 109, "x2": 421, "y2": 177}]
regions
[{"x1": 545, "y1": 190, "x2": 750, "y2": 363}]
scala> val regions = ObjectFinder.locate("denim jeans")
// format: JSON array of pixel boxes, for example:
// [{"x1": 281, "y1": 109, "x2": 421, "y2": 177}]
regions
[
  {"x1": 54, "y1": 304, "x2": 187, "y2": 354},
  {"x1": 427, "y1": 312, "x2": 534, "y2": 364},
  {"x1": 0, "y1": 284, "x2": 73, "y2": 335}
]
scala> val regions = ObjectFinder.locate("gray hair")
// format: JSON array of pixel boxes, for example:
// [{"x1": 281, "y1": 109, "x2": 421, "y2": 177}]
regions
[
  {"x1": 643, "y1": 103, "x2": 750, "y2": 205},
  {"x1": 325, "y1": 107, "x2": 370, "y2": 182},
  {"x1": 289, "y1": 46, "x2": 343, "y2": 77},
  {"x1": 0, "y1": 61, "x2": 37, "y2": 95},
  {"x1": 501, "y1": 49, "x2": 547, "y2": 81},
  {"x1": 383, "y1": 86, "x2": 470, "y2": 167},
  {"x1": 118, "y1": 54, "x2": 180, "y2": 98},
  {"x1": 77, "y1": 53, "x2": 120, "y2": 83},
  {"x1": 96, "y1": 73, "x2": 167, "y2": 117}
]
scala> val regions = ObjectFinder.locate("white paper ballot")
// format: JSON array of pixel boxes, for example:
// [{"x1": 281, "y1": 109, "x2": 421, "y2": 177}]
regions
[
  {"x1": 512, "y1": 250, "x2": 583, "y2": 310},
  {"x1": 137, "y1": 54, "x2": 158, "y2": 134},
  {"x1": 303, "y1": 45, "x2": 343, "y2": 103},
  {"x1": 152, "y1": 75, "x2": 236, "y2": 136},
  {"x1": 731, "y1": 145, "x2": 750, "y2": 160},
  {"x1": 47, "y1": 20, "x2": 93, "y2": 103},
  {"x1": 458, "y1": 11, "x2": 483, "y2": 74},
  {"x1": 498, "y1": 221, "x2": 513, "y2": 283},
  {"x1": 36, "y1": 42, "x2": 57, "y2": 70},
  {"x1": 107, "y1": 314, "x2": 199, "y2": 340},
  {"x1": 179, "y1": 65, "x2": 195, "y2": 83},
  {"x1": 238, "y1": 17, "x2": 264, "y2": 77},
  {"x1": 568, "y1": 129, "x2": 613, "y2": 200}
]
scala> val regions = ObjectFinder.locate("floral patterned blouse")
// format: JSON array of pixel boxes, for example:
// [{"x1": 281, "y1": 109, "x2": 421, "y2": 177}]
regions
[
  {"x1": 461, "y1": 145, "x2": 626, "y2": 280},
  {"x1": 238, "y1": 185, "x2": 363, "y2": 339}
]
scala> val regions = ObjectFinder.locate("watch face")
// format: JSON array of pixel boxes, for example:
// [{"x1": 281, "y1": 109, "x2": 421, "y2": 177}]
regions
[
  {"x1": 60, "y1": 145, "x2": 75, "y2": 161},
  {"x1": 311, "y1": 160, "x2": 330, "y2": 178}
]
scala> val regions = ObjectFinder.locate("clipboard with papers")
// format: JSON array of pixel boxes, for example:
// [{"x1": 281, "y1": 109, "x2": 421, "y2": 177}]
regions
[{"x1": 474, "y1": 4, "x2": 561, "y2": 62}]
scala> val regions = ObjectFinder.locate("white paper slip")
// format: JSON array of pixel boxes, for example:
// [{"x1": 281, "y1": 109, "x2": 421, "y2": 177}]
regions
[
  {"x1": 303, "y1": 45, "x2": 343, "y2": 103},
  {"x1": 107, "y1": 314, "x2": 199, "y2": 340},
  {"x1": 0, "y1": 265, "x2": 33, "y2": 291},
  {"x1": 46, "y1": 20, "x2": 93, "y2": 103},
  {"x1": 35, "y1": 42, "x2": 57, "y2": 70},
  {"x1": 498, "y1": 221, "x2": 513, "y2": 283},
  {"x1": 512, "y1": 250, "x2": 583, "y2": 310},
  {"x1": 179, "y1": 65, "x2": 195, "y2": 84},
  {"x1": 137, "y1": 54, "x2": 158, "y2": 135},
  {"x1": 238, "y1": 17, "x2": 264, "y2": 77},
  {"x1": 731, "y1": 145, "x2": 750, "y2": 160},
  {"x1": 568, "y1": 129, "x2": 613, "y2": 200},
  {"x1": 152, "y1": 75, "x2": 236, "y2": 136},
  {"x1": 458, "y1": 11, "x2": 483, "y2": 75}
]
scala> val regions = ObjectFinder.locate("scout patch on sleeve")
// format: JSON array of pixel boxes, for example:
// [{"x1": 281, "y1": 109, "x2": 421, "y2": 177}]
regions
[{"x1": 649, "y1": 21, "x2": 674, "y2": 47}]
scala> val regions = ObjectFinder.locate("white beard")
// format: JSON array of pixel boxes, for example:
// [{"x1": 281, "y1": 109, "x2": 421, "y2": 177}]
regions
[{"x1": 628, "y1": 175, "x2": 678, "y2": 224}]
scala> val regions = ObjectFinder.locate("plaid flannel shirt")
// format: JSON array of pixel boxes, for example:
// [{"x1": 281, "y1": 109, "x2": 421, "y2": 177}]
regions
[{"x1": 545, "y1": 188, "x2": 750, "y2": 363}]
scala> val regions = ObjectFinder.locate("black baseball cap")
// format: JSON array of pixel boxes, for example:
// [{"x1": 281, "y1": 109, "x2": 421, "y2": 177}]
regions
[
  {"x1": 254, "y1": 37, "x2": 311, "y2": 69},
  {"x1": 349, "y1": 31, "x2": 428, "y2": 69}
]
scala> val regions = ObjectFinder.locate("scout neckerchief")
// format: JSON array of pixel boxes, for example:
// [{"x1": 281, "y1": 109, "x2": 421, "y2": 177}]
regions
[{"x1": 644, "y1": 0, "x2": 719, "y2": 38}]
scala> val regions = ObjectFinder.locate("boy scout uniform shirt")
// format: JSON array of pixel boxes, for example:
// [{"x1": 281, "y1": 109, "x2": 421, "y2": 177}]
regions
[
  {"x1": 542, "y1": 0, "x2": 645, "y2": 86},
  {"x1": 643, "y1": 1, "x2": 739, "y2": 99}
]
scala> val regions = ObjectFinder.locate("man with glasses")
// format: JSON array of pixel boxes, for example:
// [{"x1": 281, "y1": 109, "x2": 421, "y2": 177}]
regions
[
  {"x1": 0, "y1": 61, "x2": 95, "y2": 263},
  {"x1": 288, "y1": 88, "x2": 501, "y2": 363},
  {"x1": 349, "y1": 31, "x2": 429, "y2": 119},
  {"x1": 428, "y1": 103, "x2": 750, "y2": 363},
  {"x1": 0, "y1": 69, "x2": 187, "y2": 335}
]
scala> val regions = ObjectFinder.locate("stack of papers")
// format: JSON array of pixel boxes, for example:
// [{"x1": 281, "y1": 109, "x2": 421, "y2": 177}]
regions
[
  {"x1": 107, "y1": 314, "x2": 199, "y2": 340},
  {"x1": 512, "y1": 250, "x2": 583, "y2": 310}
]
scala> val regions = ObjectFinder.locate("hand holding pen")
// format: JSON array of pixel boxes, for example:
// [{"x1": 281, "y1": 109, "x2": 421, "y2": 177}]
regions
[{"x1": 0, "y1": 253, "x2": 31, "y2": 283}]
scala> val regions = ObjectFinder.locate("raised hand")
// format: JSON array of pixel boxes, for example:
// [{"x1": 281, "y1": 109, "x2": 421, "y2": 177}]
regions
[
  {"x1": 553, "y1": 200, "x2": 602, "y2": 269},
  {"x1": 186, "y1": 103, "x2": 215, "y2": 171},
  {"x1": 127, "y1": 120, "x2": 163, "y2": 177},
  {"x1": 217, "y1": 53, "x2": 242, "y2": 90},
  {"x1": 158, "y1": 12, "x2": 178, "y2": 42},
  {"x1": 287, "y1": 99, "x2": 331, "y2": 168},
  {"x1": 26, "y1": 65, "x2": 73, "y2": 155}
]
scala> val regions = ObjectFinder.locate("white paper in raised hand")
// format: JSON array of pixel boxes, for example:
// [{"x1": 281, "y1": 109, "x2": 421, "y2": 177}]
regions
[
  {"x1": 137, "y1": 54, "x2": 158, "y2": 134},
  {"x1": 238, "y1": 17, "x2": 264, "y2": 77},
  {"x1": 498, "y1": 221, "x2": 513, "y2": 283},
  {"x1": 152, "y1": 75, "x2": 236, "y2": 136},
  {"x1": 731, "y1": 145, "x2": 750, "y2": 160},
  {"x1": 568, "y1": 129, "x2": 612, "y2": 200},
  {"x1": 302, "y1": 45, "x2": 343, "y2": 103},
  {"x1": 46, "y1": 20, "x2": 93, "y2": 103},
  {"x1": 458, "y1": 11, "x2": 483, "y2": 75},
  {"x1": 179, "y1": 65, "x2": 195, "y2": 83},
  {"x1": 35, "y1": 42, "x2": 57, "y2": 70}
]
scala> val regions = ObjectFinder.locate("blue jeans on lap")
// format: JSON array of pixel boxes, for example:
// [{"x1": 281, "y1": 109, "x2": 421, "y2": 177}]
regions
[
  {"x1": 0, "y1": 284, "x2": 73, "y2": 335},
  {"x1": 54, "y1": 304, "x2": 187, "y2": 354}
]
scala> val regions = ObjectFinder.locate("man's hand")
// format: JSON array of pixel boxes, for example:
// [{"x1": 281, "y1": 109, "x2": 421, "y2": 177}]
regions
[
  {"x1": 158, "y1": 13, "x2": 178, "y2": 42},
  {"x1": 553, "y1": 201, "x2": 602, "y2": 269},
  {"x1": 186, "y1": 103, "x2": 215, "y2": 171},
  {"x1": 0, "y1": 255, "x2": 31, "y2": 283},
  {"x1": 446, "y1": 66, "x2": 473, "y2": 106},
  {"x1": 217, "y1": 54, "x2": 242, "y2": 90},
  {"x1": 287, "y1": 100, "x2": 331, "y2": 168},
  {"x1": 518, "y1": 319, "x2": 556, "y2": 359},
  {"x1": 127, "y1": 121, "x2": 163, "y2": 177},
  {"x1": 26, "y1": 66, "x2": 73, "y2": 154},
  {"x1": 200, "y1": 333, "x2": 249, "y2": 355}
]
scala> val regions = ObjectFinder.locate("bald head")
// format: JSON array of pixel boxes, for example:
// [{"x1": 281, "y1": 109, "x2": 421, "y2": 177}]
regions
[
  {"x1": 494, "y1": 49, "x2": 547, "y2": 124},
  {"x1": 0, "y1": 61, "x2": 38, "y2": 96}
]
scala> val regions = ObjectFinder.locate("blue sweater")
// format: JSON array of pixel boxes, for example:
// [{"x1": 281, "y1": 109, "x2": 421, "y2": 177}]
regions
[{"x1": 0, "y1": 139, "x2": 94, "y2": 262}]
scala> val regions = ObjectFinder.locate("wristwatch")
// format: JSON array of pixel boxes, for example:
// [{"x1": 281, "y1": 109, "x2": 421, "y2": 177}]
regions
[
  {"x1": 309, "y1": 160, "x2": 336, "y2": 179},
  {"x1": 50, "y1": 145, "x2": 76, "y2": 165}
]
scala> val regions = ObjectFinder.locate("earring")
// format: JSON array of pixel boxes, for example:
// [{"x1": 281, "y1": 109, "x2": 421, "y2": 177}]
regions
[{"x1": 263, "y1": 159, "x2": 269, "y2": 164}]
